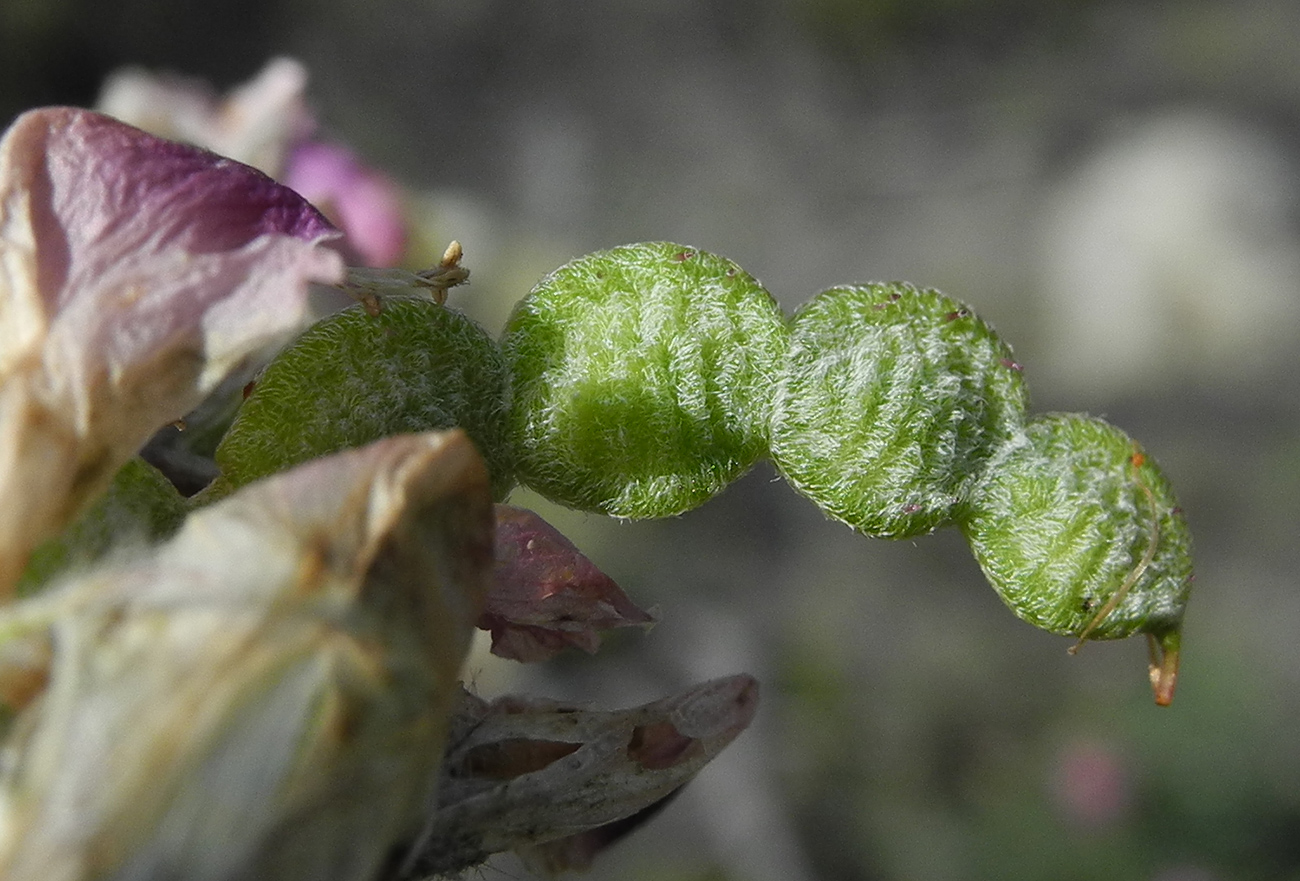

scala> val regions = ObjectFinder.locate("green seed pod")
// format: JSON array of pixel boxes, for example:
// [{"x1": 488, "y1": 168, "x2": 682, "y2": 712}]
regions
[
  {"x1": 770, "y1": 282, "x2": 1029, "y2": 538},
  {"x1": 960, "y1": 413, "x2": 1192, "y2": 704},
  {"x1": 501, "y1": 242, "x2": 789, "y2": 518},
  {"x1": 216, "y1": 296, "x2": 515, "y2": 499},
  {"x1": 16, "y1": 458, "x2": 187, "y2": 597}
]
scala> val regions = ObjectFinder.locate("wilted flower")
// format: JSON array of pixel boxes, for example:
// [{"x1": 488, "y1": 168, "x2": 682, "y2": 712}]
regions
[
  {"x1": 0, "y1": 106, "x2": 344, "y2": 596},
  {"x1": 0, "y1": 431, "x2": 496, "y2": 881},
  {"x1": 0, "y1": 100, "x2": 755, "y2": 881}
]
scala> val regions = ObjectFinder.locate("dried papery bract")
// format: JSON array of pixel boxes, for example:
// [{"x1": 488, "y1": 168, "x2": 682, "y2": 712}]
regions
[
  {"x1": 0, "y1": 107, "x2": 344, "y2": 597},
  {"x1": 401, "y1": 674, "x2": 759, "y2": 878},
  {"x1": 483, "y1": 504, "x2": 656, "y2": 661},
  {"x1": 0, "y1": 430, "x2": 494, "y2": 881}
]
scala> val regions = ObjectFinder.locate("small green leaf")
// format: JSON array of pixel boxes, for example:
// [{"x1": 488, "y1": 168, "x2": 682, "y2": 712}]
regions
[
  {"x1": 770, "y1": 282, "x2": 1029, "y2": 537},
  {"x1": 215, "y1": 297, "x2": 515, "y2": 499},
  {"x1": 501, "y1": 242, "x2": 789, "y2": 518}
]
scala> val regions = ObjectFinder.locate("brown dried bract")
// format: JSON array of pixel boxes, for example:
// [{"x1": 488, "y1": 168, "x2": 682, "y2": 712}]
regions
[
  {"x1": 481, "y1": 505, "x2": 656, "y2": 662},
  {"x1": 396, "y1": 674, "x2": 759, "y2": 878}
]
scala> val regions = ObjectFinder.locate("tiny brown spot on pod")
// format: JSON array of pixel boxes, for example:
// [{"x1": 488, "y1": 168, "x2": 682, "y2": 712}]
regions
[
  {"x1": 673, "y1": 250, "x2": 696, "y2": 262},
  {"x1": 1130, "y1": 452, "x2": 1146, "y2": 468},
  {"x1": 1081, "y1": 596, "x2": 1095, "y2": 612},
  {"x1": 902, "y1": 503, "x2": 923, "y2": 514},
  {"x1": 243, "y1": 380, "x2": 257, "y2": 399},
  {"x1": 726, "y1": 268, "x2": 737, "y2": 277},
  {"x1": 944, "y1": 308, "x2": 971, "y2": 321},
  {"x1": 999, "y1": 358, "x2": 1024, "y2": 372}
]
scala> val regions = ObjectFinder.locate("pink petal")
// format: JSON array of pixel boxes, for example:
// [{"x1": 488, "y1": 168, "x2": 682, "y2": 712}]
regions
[
  {"x1": 284, "y1": 141, "x2": 408, "y2": 267},
  {"x1": 481, "y1": 505, "x2": 656, "y2": 662},
  {"x1": 0, "y1": 107, "x2": 344, "y2": 597}
]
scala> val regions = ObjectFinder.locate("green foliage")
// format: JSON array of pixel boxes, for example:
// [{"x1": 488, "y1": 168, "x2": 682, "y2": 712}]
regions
[
  {"x1": 215, "y1": 296, "x2": 515, "y2": 500},
  {"x1": 501, "y1": 242, "x2": 789, "y2": 518},
  {"x1": 770, "y1": 282, "x2": 1029, "y2": 538}
]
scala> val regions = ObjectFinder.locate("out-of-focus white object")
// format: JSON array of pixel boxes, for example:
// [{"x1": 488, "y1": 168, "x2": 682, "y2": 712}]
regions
[{"x1": 1039, "y1": 111, "x2": 1300, "y2": 398}]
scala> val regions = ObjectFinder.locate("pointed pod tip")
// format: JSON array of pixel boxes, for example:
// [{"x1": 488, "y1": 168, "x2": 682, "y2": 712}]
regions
[{"x1": 1148, "y1": 630, "x2": 1181, "y2": 707}]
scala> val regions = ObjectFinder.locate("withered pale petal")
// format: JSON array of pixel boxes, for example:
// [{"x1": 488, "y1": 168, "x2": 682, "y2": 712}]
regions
[
  {"x1": 0, "y1": 106, "x2": 344, "y2": 596},
  {"x1": 96, "y1": 57, "x2": 313, "y2": 177},
  {"x1": 0, "y1": 430, "x2": 494, "y2": 881},
  {"x1": 400, "y1": 674, "x2": 759, "y2": 878}
]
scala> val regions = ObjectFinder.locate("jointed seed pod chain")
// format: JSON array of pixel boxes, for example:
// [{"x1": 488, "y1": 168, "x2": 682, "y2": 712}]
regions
[
  {"x1": 223, "y1": 241, "x2": 1193, "y2": 705},
  {"x1": 500, "y1": 242, "x2": 1191, "y2": 704}
]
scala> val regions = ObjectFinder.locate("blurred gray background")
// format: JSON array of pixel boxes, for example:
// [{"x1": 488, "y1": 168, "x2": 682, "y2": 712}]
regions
[{"x1": 5, "y1": 1, "x2": 1300, "y2": 879}]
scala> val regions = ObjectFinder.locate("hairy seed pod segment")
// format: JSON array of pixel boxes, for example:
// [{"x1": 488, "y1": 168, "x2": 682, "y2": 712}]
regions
[
  {"x1": 216, "y1": 296, "x2": 515, "y2": 499},
  {"x1": 770, "y1": 282, "x2": 1029, "y2": 538},
  {"x1": 959, "y1": 414, "x2": 1192, "y2": 702},
  {"x1": 16, "y1": 458, "x2": 187, "y2": 597},
  {"x1": 501, "y1": 242, "x2": 789, "y2": 518}
]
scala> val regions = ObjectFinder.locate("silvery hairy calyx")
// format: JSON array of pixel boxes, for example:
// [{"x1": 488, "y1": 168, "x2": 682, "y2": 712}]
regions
[{"x1": 0, "y1": 102, "x2": 756, "y2": 880}]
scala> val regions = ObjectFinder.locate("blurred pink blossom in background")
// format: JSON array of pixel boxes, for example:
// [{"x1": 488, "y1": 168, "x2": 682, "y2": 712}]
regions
[
  {"x1": 98, "y1": 57, "x2": 410, "y2": 268},
  {"x1": 1049, "y1": 738, "x2": 1131, "y2": 831},
  {"x1": 284, "y1": 141, "x2": 408, "y2": 266}
]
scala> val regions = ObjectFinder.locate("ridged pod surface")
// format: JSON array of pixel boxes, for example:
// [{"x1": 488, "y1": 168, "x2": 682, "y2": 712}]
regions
[
  {"x1": 216, "y1": 296, "x2": 515, "y2": 499},
  {"x1": 770, "y1": 283, "x2": 1029, "y2": 537},
  {"x1": 960, "y1": 413, "x2": 1192, "y2": 645},
  {"x1": 501, "y1": 242, "x2": 789, "y2": 518}
]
